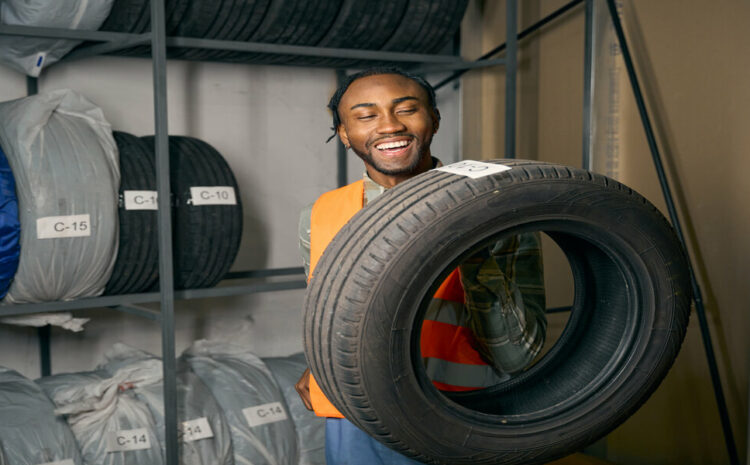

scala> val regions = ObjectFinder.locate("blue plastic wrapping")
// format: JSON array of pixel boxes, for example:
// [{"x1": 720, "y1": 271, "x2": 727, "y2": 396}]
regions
[{"x1": 0, "y1": 145, "x2": 19, "y2": 299}]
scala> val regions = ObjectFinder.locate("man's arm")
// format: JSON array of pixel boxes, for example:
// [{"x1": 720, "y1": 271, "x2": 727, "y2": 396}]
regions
[
  {"x1": 297, "y1": 204, "x2": 314, "y2": 410},
  {"x1": 299, "y1": 204, "x2": 313, "y2": 278},
  {"x1": 459, "y1": 232, "x2": 547, "y2": 375}
]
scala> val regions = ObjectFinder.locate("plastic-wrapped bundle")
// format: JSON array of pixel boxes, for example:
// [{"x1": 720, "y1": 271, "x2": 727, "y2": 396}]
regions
[
  {"x1": 0, "y1": 367, "x2": 83, "y2": 465},
  {"x1": 182, "y1": 340, "x2": 299, "y2": 465},
  {"x1": 101, "y1": 344, "x2": 234, "y2": 465},
  {"x1": 37, "y1": 366, "x2": 163, "y2": 465},
  {"x1": 0, "y1": 89, "x2": 120, "y2": 304},
  {"x1": 0, "y1": 0, "x2": 114, "y2": 76},
  {"x1": 0, "y1": 146, "x2": 19, "y2": 299},
  {"x1": 263, "y1": 353, "x2": 325, "y2": 465}
]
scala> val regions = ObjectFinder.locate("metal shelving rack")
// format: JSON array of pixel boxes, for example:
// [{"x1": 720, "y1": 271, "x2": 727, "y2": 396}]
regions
[{"x1": 0, "y1": 2, "x2": 519, "y2": 463}]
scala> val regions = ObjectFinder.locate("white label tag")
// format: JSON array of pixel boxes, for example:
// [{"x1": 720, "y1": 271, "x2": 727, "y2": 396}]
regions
[
  {"x1": 124, "y1": 190, "x2": 159, "y2": 210},
  {"x1": 37, "y1": 214, "x2": 91, "y2": 239},
  {"x1": 179, "y1": 417, "x2": 214, "y2": 443},
  {"x1": 435, "y1": 160, "x2": 512, "y2": 179},
  {"x1": 190, "y1": 186, "x2": 237, "y2": 206},
  {"x1": 106, "y1": 428, "x2": 152, "y2": 452},
  {"x1": 38, "y1": 460, "x2": 75, "y2": 465},
  {"x1": 242, "y1": 402, "x2": 288, "y2": 427}
]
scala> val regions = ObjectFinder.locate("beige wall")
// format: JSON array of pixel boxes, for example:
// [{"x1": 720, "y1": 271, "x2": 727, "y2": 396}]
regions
[{"x1": 462, "y1": 1, "x2": 750, "y2": 463}]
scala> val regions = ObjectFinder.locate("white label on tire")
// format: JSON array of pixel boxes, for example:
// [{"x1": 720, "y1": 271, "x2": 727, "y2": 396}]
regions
[
  {"x1": 179, "y1": 417, "x2": 214, "y2": 442},
  {"x1": 242, "y1": 402, "x2": 288, "y2": 427},
  {"x1": 189, "y1": 186, "x2": 237, "y2": 205},
  {"x1": 37, "y1": 214, "x2": 91, "y2": 239},
  {"x1": 435, "y1": 160, "x2": 511, "y2": 179},
  {"x1": 124, "y1": 190, "x2": 159, "y2": 210},
  {"x1": 38, "y1": 460, "x2": 75, "y2": 465},
  {"x1": 106, "y1": 428, "x2": 151, "y2": 452}
]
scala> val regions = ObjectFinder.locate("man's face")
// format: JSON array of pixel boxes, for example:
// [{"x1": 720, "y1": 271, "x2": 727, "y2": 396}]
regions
[{"x1": 336, "y1": 74, "x2": 439, "y2": 186}]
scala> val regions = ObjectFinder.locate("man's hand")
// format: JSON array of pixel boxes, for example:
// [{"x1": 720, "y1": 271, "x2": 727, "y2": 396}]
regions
[{"x1": 295, "y1": 368, "x2": 313, "y2": 411}]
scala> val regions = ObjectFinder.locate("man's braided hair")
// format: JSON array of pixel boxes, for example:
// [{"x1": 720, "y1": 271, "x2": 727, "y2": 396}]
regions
[{"x1": 326, "y1": 67, "x2": 440, "y2": 142}]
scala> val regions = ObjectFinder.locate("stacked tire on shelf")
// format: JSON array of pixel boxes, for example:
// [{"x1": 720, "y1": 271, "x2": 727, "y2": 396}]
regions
[
  {"x1": 107, "y1": 133, "x2": 242, "y2": 294},
  {"x1": 0, "y1": 89, "x2": 120, "y2": 304},
  {"x1": 94, "y1": 0, "x2": 468, "y2": 65},
  {"x1": 0, "y1": 89, "x2": 242, "y2": 300},
  {"x1": 105, "y1": 132, "x2": 159, "y2": 295},
  {"x1": 163, "y1": 135, "x2": 242, "y2": 290}
]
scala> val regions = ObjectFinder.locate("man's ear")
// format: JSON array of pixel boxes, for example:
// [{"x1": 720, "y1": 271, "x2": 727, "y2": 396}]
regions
[
  {"x1": 432, "y1": 109, "x2": 441, "y2": 134},
  {"x1": 337, "y1": 125, "x2": 350, "y2": 148}
]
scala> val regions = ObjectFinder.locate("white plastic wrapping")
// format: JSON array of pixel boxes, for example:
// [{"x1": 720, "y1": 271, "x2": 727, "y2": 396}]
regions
[
  {"x1": 101, "y1": 344, "x2": 234, "y2": 465},
  {"x1": 263, "y1": 353, "x2": 325, "y2": 465},
  {"x1": 0, "y1": 367, "x2": 83, "y2": 465},
  {"x1": 0, "y1": 89, "x2": 120, "y2": 304},
  {"x1": 37, "y1": 366, "x2": 164, "y2": 465},
  {"x1": 0, "y1": 0, "x2": 114, "y2": 76},
  {"x1": 0, "y1": 312, "x2": 89, "y2": 331},
  {"x1": 182, "y1": 340, "x2": 299, "y2": 465}
]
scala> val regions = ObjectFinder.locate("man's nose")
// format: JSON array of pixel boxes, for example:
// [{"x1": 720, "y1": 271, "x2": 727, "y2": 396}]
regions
[{"x1": 377, "y1": 113, "x2": 407, "y2": 134}]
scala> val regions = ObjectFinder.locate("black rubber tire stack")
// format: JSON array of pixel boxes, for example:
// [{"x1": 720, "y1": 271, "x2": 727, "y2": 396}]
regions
[
  {"x1": 170, "y1": 0, "x2": 271, "y2": 61},
  {"x1": 383, "y1": 0, "x2": 468, "y2": 54},
  {"x1": 93, "y1": 0, "x2": 467, "y2": 66},
  {"x1": 140, "y1": 135, "x2": 243, "y2": 290},
  {"x1": 304, "y1": 160, "x2": 692, "y2": 464},
  {"x1": 105, "y1": 131, "x2": 159, "y2": 295},
  {"x1": 292, "y1": 0, "x2": 409, "y2": 69},
  {"x1": 223, "y1": 0, "x2": 342, "y2": 64}
]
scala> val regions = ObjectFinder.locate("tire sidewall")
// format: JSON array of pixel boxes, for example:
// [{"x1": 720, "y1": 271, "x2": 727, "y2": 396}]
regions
[{"x1": 331, "y1": 172, "x2": 686, "y2": 458}]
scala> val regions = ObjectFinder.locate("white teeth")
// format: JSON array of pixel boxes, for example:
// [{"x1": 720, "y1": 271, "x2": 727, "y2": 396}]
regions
[{"x1": 376, "y1": 140, "x2": 409, "y2": 150}]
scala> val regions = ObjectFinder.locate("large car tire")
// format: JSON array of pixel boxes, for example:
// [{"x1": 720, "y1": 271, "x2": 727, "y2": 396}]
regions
[
  {"x1": 140, "y1": 135, "x2": 243, "y2": 290},
  {"x1": 104, "y1": 131, "x2": 159, "y2": 295},
  {"x1": 304, "y1": 160, "x2": 692, "y2": 464}
]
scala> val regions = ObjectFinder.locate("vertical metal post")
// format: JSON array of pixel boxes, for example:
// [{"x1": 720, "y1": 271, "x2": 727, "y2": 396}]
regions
[
  {"x1": 150, "y1": 0, "x2": 178, "y2": 464},
  {"x1": 604, "y1": 2, "x2": 739, "y2": 464},
  {"x1": 38, "y1": 324, "x2": 51, "y2": 377},
  {"x1": 504, "y1": 0, "x2": 518, "y2": 158},
  {"x1": 25, "y1": 75, "x2": 53, "y2": 378},
  {"x1": 335, "y1": 70, "x2": 348, "y2": 187},
  {"x1": 26, "y1": 76, "x2": 38, "y2": 95},
  {"x1": 581, "y1": 0, "x2": 595, "y2": 170}
]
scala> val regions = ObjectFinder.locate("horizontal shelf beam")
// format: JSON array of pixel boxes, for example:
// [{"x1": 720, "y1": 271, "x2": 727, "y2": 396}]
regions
[
  {"x1": 64, "y1": 33, "x2": 152, "y2": 61},
  {"x1": 224, "y1": 267, "x2": 304, "y2": 280},
  {"x1": 175, "y1": 280, "x2": 306, "y2": 300},
  {"x1": 0, "y1": 24, "x2": 138, "y2": 42},
  {"x1": 0, "y1": 279, "x2": 306, "y2": 318},
  {"x1": 0, "y1": 25, "x2": 489, "y2": 68},
  {"x1": 410, "y1": 58, "x2": 506, "y2": 75},
  {"x1": 110, "y1": 304, "x2": 163, "y2": 321},
  {"x1": 166, "y1": 37, "x2": 466, "y2": 63}
]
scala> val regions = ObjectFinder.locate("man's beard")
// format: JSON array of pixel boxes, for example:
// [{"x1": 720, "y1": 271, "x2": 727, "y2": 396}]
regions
[{"x1": 350, "y1": 138, "x2": 429, "y2": 177}]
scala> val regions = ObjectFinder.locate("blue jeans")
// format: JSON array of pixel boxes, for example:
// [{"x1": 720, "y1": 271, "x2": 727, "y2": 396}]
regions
[{"x1": 325, "y1": 417, "x2": 425, "y2": 465}]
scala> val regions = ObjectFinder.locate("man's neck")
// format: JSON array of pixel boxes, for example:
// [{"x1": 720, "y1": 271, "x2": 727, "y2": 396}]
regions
[{"x1": 364, "y1": 155, "x2": 436, "y2": 188}]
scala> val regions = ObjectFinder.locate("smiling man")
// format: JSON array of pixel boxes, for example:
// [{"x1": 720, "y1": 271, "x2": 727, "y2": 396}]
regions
[
  {"x1": 296, "y1": 67, "x2": 547, "y2": 465},
  {"x1": 334, "y1": 70, "x2": 438, "y2": 187}
]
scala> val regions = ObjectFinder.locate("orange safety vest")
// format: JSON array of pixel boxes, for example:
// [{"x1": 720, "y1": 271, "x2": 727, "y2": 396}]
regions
[{"x1": 308, "y1": 179, "x2": 497, "y2": 418}]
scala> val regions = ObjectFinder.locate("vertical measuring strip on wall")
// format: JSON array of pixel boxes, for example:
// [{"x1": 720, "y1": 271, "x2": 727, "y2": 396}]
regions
[{"x1": 588, "y1": 0, "x2": 624, "y2": 179}]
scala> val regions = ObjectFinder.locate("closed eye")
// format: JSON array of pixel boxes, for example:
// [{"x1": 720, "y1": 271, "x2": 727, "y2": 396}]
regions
[{"x1": 357, "y1": 115, "x2": 376, "y2": 120}]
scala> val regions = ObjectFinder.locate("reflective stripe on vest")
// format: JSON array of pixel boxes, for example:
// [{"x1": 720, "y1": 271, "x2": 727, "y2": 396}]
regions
[{"x1": 308, "y1": 179, "x2": 496, "y2": 418}]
